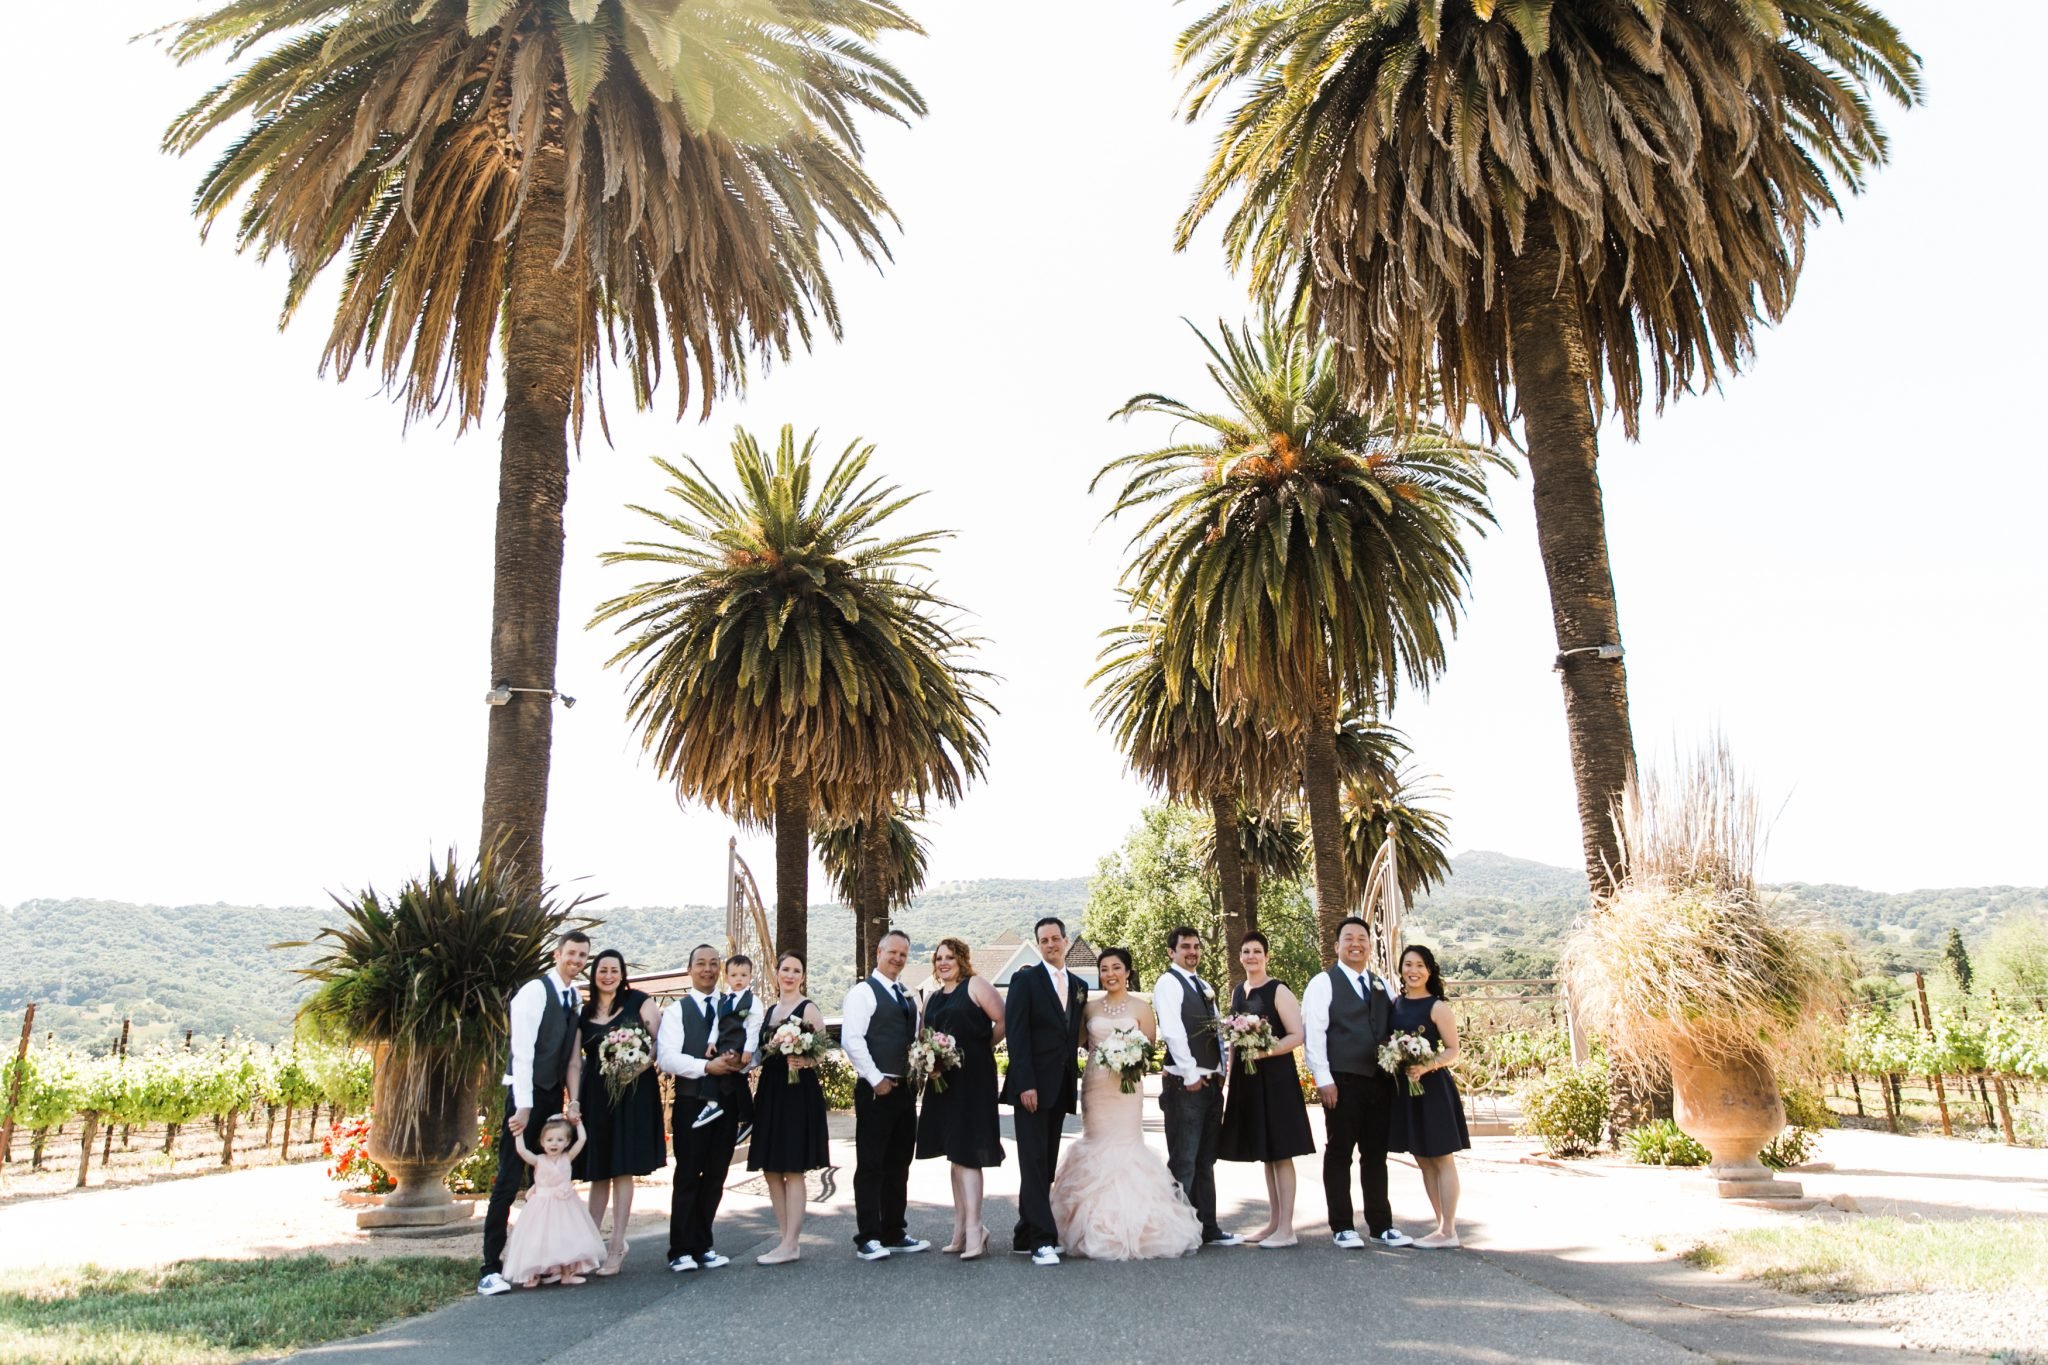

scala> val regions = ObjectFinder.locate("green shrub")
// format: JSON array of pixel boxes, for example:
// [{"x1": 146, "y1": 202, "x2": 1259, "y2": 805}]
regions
[
  {"x1": 1780, "y1": 1084, "x2": 1836, "y2": 1131},
  {"x1": 1759, "y1": 1125, "x2": 1816, "y2": 1170},
  {"x1": 1625, "y1": 1118, "x2": 1709, "y2": 1166},
  {"x1": 1517, "y1": 1059, "x2": 1610, "y2": 1157},
  {"x1": 817, "y1": 1051, "x2": 857, "y2": 1111}
]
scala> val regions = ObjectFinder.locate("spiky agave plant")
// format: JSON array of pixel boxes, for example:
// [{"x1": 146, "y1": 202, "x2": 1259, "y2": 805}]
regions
[{"x1": 288, "y1": 845, "x2": 598, "y2": 1149}]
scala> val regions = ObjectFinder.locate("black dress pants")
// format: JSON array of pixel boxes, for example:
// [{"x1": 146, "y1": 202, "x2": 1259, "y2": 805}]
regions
[
  {"x1": 1322, "y1": 1070, "x2": 1394, "y2": 1235},
  {"x1": 669, "y1": 1091, "x2": 739, "y2": 1260},
  {"x1": 481, "y1": 1084, "x2": 563, "y2": 1276},
  {"x1": 852, "y1": 1079, "x2": 917, "y2": 1247},
  {"x1": 1161, "y1": 1075, "x2": 1224, "y2": 1238},
  {"x1": 1010, "y1": 1098, "x2": 1068, "y2": 1251}
]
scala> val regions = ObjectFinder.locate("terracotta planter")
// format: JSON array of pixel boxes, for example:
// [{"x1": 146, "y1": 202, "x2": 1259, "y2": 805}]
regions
[
  {"x1": 1667, "y1": 1039, "x2": 1801, "y2": 1199},
  {"x1": 358, "y1": 1048, "x2": 481, "y2": 1230}
]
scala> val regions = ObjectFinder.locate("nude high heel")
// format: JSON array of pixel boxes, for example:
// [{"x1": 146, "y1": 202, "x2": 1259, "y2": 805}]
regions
[{"x1": 961, "y1": 1225, "x2": 990, "y2": 1261}]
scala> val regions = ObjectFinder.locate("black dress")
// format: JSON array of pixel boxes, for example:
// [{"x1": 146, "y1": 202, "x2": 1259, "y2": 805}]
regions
[
  {"x1": 915, "y1": 982, "x2": 1004, "y2": 1167},
  {"x1": 748, "y1": 998, "x2": 831, "y2": 1173},
  {"x1": 1386, "y1": 992, "x2": 1471, "y2": 1157},
  {"x1": 1218, "y1": 978, "x2": 1316, "y2": 1162},
  {"x1": 571, "y1": 989, "x2": 668, "y2": 1181}
]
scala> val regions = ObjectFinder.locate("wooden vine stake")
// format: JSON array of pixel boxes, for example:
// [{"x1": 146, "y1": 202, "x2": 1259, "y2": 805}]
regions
[
  {"x1": 76, "y1": 1111, "x2": 99, "y2": 1188},
  {"x1": 0, "y1": 1003, "x2": 35, "y2": 1165},
  {"x1": 1912, "y1": 973, "x2": 1951, "y2": 1137}
]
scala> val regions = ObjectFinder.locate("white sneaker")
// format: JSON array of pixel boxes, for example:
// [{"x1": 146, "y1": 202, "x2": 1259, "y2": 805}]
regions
[
  {"x1": 1030, "y1": 1245, "x2": 1061, "y2": 1267},
  {"x1": 691, "y1": 1102, "x2": 725, "y2": 1130},
  {"x1": 697, "y1": 1250, "x2": 731, "y2": 1268},
  {"x1": 668, "y1": 1255, "x2": 698, "y2": 1273},
  {"x1": 887, "y1": 1237, "x2": 930, "y2": 1255},
  {"x1": 1333, "y1": 1230, "x2": 1366, "y2": 1249},
  {"x1": 1375, "y1": 1229, "x2": 1415, "y2": 1248},
  {"x1": 1206, "y1": 1233, "x2": 1245, "y2": 1247},
  {"x1": 476, "y1": 1272, "x2": 513, "y2": 1296},
  {"x1": 854, "y1": 1240, "x2": 891, "y2": 1261}
]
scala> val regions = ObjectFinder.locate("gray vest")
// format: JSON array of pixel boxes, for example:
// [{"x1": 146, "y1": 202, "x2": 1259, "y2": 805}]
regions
[
  {"x1": 672, "y1": 995, "x2": 748, "y2": 1098},
  {"x1": 517, "y1": 976, "x2": 581, "y2": 1098},
  {"x1": 1324, "y1": 964, "x2": 1386, "y2": 1076},
  {"x1": 864, "y1": 977, "x2": 915, "y2": 1077},
  {"x1": 1172, "y1": 969, "x2": 1221, "y2": 1071}
]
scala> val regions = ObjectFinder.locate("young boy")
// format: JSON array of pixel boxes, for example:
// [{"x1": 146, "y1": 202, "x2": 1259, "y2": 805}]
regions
[{"x1": 721, "y1": 955, "x2": 763, "y2": 1142}]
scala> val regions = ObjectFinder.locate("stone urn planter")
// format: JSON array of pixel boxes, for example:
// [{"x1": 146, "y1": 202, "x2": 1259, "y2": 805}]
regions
[
  {"x1": 357, "y1": 1048, "x2": 482, "y2": 1230},
  {"x1": 1667, "y1": 1040, "x2": 1802, "y2": 1200}
]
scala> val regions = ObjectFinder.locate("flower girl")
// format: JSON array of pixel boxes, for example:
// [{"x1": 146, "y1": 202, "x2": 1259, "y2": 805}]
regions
[{"x1": 502, "y1": 1116, "x2": 607, "y2": 1287}]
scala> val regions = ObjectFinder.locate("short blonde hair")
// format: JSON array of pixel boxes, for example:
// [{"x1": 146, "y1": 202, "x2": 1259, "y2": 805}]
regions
[{"x1": 933, "y1": 937, "x2": 975, "y2": 980}]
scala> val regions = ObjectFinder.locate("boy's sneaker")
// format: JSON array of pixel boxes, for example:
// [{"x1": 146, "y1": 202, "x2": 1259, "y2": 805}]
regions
[
  {"x1": 1333, "y1": 1230, "x2": 1365, "y2": 1249},
  {"x1": 476, "y1": 1272, "x2": 513, "y2": 1296},
  {"x1": 697, "y1": 1250, "x2": 731, "y2": 1269},
  {"x1": 1375, "y1": 1229, "x2": 1415, "y2": 1248},
  {"x1": 691, "y1": 1102, "x2": 725, "y2": 1130},
  {"x1": 854, "y1": 1240, "x2": 891, "y2": 1261}
]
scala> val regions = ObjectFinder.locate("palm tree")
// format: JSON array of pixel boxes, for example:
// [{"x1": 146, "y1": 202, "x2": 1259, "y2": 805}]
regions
[
  {"x1": 1095, "y1": 314, "x2": 1499, "y2": 956},
  {"x1": 1176, "y1": 0, "x2": 1920, "y2": 892},
  {"x1": 816, "y1": 807, "x2": 930, "y2": 973},
  {"x1": 1342, "y1": 771, "x2": 1453, "y2": 910},
  {"x1": 591, "y1": 428, "x2": 989, "y2": 963},
  {"x1": 162, "y1": 0, "x2": 925, "y2": 890}
]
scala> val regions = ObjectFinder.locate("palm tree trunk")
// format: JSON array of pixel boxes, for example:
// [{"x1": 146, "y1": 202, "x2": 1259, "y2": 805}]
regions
[
  {"x1": 773, "y1": 765, "x2": 811, "y2": 964},
  {"x1": 858, "y1": 822, "x2": 891, "y2": 975},
  {"x1": 1209, "y1": 790, "x2": 1248, "y2": 993},
  {"x1": 1240, "y1": 857, "x2": 1260, "y2": 938},
  {"x1": 1300, "y1": 690, "x2": 1349, "y2": 963},
  {"x1": 1503, "y1": 215, "x2": 1639, "y2": 897},
  {"x1": 479, "y1": 138, "x2": 582, "y2": 896}
]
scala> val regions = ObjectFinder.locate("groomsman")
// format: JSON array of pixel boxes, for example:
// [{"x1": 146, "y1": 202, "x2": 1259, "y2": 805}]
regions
[
  {"x1": 478, "y1": 930, "x2": 589, "y2": 1297},
  {"x1": 1153, "y1": 926, "x2": 1240, "y2": 1247},
  {"x1": 657, "y1": 944, "x2": 748, "y2": 1273},
  {"x1": 1301, "y1": 916, "x2": 1412, "y2": 1249},
  {"x1": 1002, "y1": 916, "x2": 1087, "y2": 1266},
  {"x1": 841, "y1": 929, "x2": 928, "y2": 1261}
]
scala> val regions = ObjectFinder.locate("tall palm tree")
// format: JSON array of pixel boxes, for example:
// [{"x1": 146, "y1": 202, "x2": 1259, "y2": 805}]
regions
[
  {"x1": 1177, "y1": 0, "x2": 1920, "y2": 892},
  {"x1": 1095, "y1": 314, "x2": 1499, "y2": 956},
  {"x1": 162, "y1": 0, "x2": 925, "y2": 890},
  {"x1": 590, "y1": 428, "x2": 988, "y2": 963},
  {"x1": 816, "y1": 807, "x2": 930, "y2": 973},
  {"x1": 1341, "y1": 771, "x2": 1453, "y2": 912}
]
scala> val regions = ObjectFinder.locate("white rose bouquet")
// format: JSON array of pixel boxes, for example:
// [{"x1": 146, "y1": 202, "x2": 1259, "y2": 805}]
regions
[
  {"x1": 908, "y1": 1029, "x2": 962, "y2": 1093},
  {"x1": 1090, "y1": 1026, "x2": 1151, "y2": 1095},
  {"x1": 597, "y1": 1024, "x2": 653, "y2": 1107},
  {"x1": 766, "y1": 1018, "x2": 829, "y2": 1083},
  {"x1": 1377, "y1": 1030, "x2": 1444, "y2": 1096}
]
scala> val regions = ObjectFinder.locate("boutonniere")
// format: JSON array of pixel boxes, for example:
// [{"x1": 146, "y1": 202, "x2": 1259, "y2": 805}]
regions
[{"x1": 1199, "y1": 981, "x2": 1215, "y2": 1002}]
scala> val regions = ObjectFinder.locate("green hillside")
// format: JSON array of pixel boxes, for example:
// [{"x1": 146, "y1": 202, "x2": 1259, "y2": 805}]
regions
[{"x1": 7, "y1": 858, "x2": 2033, "y2": 1047}]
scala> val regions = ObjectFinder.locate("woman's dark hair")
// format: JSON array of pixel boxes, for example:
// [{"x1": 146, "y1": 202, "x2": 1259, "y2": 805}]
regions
[
  {"x1": 587, "y1": 949, "x2": 631, "y2": 1005},
  {"x1": 1238, "y1": 930, "x2": 1270, "y2": 953},
  {"x1": 1399, "y1": 944, "x2": 1446, "y2": 999},
  {"x1": 1095, "y1": 946, "x2": 1135, "y2": 982},
  {"x1": 775, "y1": 951, "x2": 806, "y2": 975}
]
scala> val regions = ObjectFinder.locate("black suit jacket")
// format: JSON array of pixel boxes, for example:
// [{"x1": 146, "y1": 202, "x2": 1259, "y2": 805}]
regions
[{"x1": 1000, "y1": 962, "x2": 1087, "y2": 1114}]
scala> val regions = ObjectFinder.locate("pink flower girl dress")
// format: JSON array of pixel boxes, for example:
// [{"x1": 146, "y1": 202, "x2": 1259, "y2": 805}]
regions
[{"x1": 502, "y1": 1152, "x2": 606, "y2": 1284}]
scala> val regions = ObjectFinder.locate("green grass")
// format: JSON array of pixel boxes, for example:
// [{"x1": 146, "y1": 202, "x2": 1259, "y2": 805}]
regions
[
  {"x1": 0, "y1": 1255, "x2": 473, "y2": 1364},
  {"x1": 1686, "y1": 1217, "x2": 2048, "y2": 1296}
]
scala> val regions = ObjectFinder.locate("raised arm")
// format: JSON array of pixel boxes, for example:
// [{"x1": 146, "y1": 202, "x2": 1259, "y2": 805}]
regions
[{"x1": 565, "y1": 1120, "x2": 588, "y2": 1160}]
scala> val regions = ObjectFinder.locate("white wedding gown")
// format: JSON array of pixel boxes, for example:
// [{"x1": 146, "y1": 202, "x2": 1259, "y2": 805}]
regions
[{"x1": 1049, "y1": 1013, "x2": 1203, "y2": 1260}]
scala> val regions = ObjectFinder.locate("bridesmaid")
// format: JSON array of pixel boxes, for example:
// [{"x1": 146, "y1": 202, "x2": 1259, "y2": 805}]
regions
[
  {"x1": 1216, "y1": 931, "x2": 1315, "y2": 1247},
  {"x1": 1387, "y1": 943, "x2": 1470, "y2": 1248},
  {"x1": 574, "y1": 949, "x2": 667, "y2": 1276},
  {"x1": 748, "y1": 952, "x2": 831, "y2": 1264},
  {"x1": 915, "y1": 937, "x2": 1005, "y2": 1260}
]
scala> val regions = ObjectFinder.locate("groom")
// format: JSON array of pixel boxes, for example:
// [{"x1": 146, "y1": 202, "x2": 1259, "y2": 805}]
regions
[
  {"x1": 1152, "y1": 926, "x2": 1239, "y2": 1246},
  {"x1": 1002, "y1": 915, "x2": 1086, "y2": 1266},
  {"x1": 1301, "y1": 916, "x2": 1412, "y2": 1249}
]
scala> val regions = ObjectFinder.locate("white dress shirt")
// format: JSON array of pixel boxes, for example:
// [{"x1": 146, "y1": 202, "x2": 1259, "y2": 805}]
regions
[
  {"x1": 655, "y1": 988, "x2": 725, "y2": 1080},
  {"x1": 1299, "y1": 965, "x2": 1391, "y2": 1089},
  {"x1": 502, "y1": 969, "x2": 579, "y2": 1109},
  {"x1": 1152, "y1": 967, "x2": 1224, "y2": 1082},
  {"x1": 840, "y1": 971, "x2": 913, "y2": 1087}
]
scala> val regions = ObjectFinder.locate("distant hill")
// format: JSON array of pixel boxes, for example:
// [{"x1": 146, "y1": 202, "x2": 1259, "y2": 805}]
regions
[{"x1": 9, "y1": 859, "x2": 2033, "y2": 1047}]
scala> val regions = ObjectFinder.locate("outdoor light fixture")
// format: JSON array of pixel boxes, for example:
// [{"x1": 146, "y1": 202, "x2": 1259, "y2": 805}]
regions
[
  {"x1": 1553, "y1": 643, "x2": 1625, "y2": 672},
  {"x1": 485, "y1": 681, "x2": 577, "y2": 708}
]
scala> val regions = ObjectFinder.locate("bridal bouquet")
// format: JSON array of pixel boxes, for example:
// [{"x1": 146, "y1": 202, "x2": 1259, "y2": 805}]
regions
[
  {"x1": 1215, "y1": 1014, "x2": 1276, "y2": 1073},
  {"x1": 597, "y1": 1024, "x2": 653, "y2": 1107},
  {"x1": 908, "y1": 1029, "x2": 962, "y2": 1094},
  {"x1": 1377, "y1": 1030, "x2": 1443, "y2": 1096},
  {"x1": 766, "y1": 1018, "x2": 829, "y2": 1083},
  {"x1": 1091, "y1": 1027, "x2": 1151, "y2": 1095}
]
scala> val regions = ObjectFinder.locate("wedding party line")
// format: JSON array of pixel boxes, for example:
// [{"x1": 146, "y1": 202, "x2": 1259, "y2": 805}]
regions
[{"x1": 476, "y1": 915, "x2": 1472, "y2": 1295}]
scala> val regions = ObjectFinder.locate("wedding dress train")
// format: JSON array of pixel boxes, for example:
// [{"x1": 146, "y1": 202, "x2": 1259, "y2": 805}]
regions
[{"x1": 1049, "y1": 1013, "x2": 1202, "y2": 1261}]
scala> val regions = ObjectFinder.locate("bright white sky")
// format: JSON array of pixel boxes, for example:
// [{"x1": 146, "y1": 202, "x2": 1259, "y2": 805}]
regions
[{"x1": 3, "y1": 1, "x2": 2043, "y2": 913}]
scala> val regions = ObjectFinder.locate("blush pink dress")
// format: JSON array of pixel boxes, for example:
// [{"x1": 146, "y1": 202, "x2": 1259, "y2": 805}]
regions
[
  {"x1": 501, "y1": 1152, "x2": 606, "y2": 1283},
  {"x1": 1050, "y1": 1014, "x2": 1202, "y2": 1260}
]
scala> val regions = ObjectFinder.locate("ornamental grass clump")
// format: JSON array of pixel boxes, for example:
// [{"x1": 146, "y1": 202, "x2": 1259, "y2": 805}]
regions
[{"x1": 1562, "y1": 740, "x2": 1850, "y2": 1086}]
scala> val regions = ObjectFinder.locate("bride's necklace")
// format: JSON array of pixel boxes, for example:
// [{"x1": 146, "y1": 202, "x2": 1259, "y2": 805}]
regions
[{"x1": 1099, "y1": 993, "x2": 1132, "y2": 1016}]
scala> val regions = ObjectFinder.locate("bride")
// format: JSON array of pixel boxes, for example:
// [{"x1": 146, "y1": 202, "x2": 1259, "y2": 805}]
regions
[{"x1": 1050, "y1": 947, "x2": 1203, "y2": 1260}]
